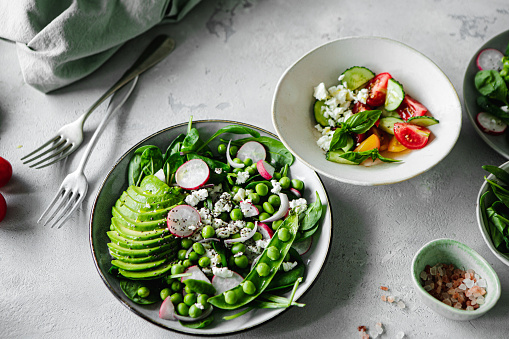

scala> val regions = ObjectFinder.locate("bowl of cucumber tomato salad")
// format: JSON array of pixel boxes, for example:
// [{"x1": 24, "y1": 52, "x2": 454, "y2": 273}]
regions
[
  {"x1": 272, "y1": 36, "x2": 462, "y2": 185},
  {"x1": 89, "y1": 119, "x2": 332, "y2": 335}
]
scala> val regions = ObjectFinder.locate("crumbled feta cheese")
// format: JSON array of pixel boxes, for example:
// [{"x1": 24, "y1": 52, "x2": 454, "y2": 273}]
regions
[
  {"x1": 216, "y1": 227, "x2": 230, "y2": 238},
  {"x1": 355, "y1": 88, "x2": 368, "y2": 104},
  {"x1": 282, "y1": 261, "x2": 298, "y2": 272},
  {"x1": 212, "y1": 218, "x2": 228, "y2": 229},
  {"x1": 315, "y1": 124, "x2": 323, "y2": 132},
  {"x1": 185, "y1": 194, "x2": 200, "y2": 207},
  {"x1": 233, "y1": 252, "x2": 243, "y2": 258},
  {"x1": 195, "y1": 303, "x2": 205, "y2": 310},
  {"x1": 290, "y1": 198, "x2": 307, "y2": 214},
  {"x1": 185, "y1": 189, "x2": 208, "y2": 207},
  {"x1": 215, "y1": 168, "x2": 223, "y2": 174},
  {"x1": 228, "y1": 220, "x2": 245, "y2": 234},
  {"x1": 255, "y1": 239, "x2": 269, "y2": 249},
  {"x1": 212, "y1": 266, "x2": 234, "y2": 278},
  {"x1": 188, "y1": 225, "x2": 197, "y2": 231},
  {"x1": 501, "y1": 106, "x2": 509, "y2": 113},
  {"x1": 236, "y1": 171, "x2": 250, "y2": 185},
  {"x1": 213, "y1": 192, "x2": 233, "y2": 214},
  {"x1": 313, "y1": 82, "x2": 328, "y2": 100},
  {"x1": 199, "y1": 208, "x2": 212, "y2": 225},
  {"x1": 270, "y1": 180, "x2": 282, "y2": 194},
  {"x1": 233, "y1": 188, "x2": 246, "y2": 202},
  {"x1": 240, "y1": 200, "x2": 254, "y2": 216}
]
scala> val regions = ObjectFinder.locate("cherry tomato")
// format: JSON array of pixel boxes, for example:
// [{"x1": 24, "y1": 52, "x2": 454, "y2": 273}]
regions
[
  {"x1": 0, "y1": 193, "x2": 6, "y2": 222},
  {"x1": 366, "y1": 72, "x2": 392, "y2": 107},
  {"x1": 394, "y1": 123, "x2": 430, "y2": 149},
  {"x1": 396, "y1": 95, "x2": 428, "y2": 121},
  {"x1": 353, "y1": 133, "x2": 366, "y2": 145},
  {"x1": 0, "y1": 157, "x2": 12, "y2": 188}
]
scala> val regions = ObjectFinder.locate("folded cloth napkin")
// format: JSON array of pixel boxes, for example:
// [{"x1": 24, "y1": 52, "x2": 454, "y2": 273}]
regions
[{"x1": 0, "y1": 0, "x2": 200, "y2": 93}]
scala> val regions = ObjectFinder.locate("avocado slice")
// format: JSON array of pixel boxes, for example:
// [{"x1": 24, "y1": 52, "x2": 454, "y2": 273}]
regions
[
  {"x1": 139, "y1": 175, "x2": 172, "y2": 195},
  {"x1": 119, "y1": 261, "x2": 173, "y2": 280},
  {"x1": 107, "y1": 242, "x2": 176, "y2": 258},
  {"x1": 112, "y1": 207, "x2": 167, "y2": 232},
  {"x1": 112, "y1": 258, "x2": 167, "y2": 271},
  {"x1": 107, "y1": 231, "x2": 176, "y2": 250},
  {"x1": 110, "y1": 248, "x2": 176, "y2": 264},
  {"x1": 120, "y1": 191, "x2": 179, "y2": 212},
  {"x1": 111, "y1": 218, "x2": 169, "y2": 241},
  {"x1": 114, "y1": 200, "x2": 174, "y2": 222}
]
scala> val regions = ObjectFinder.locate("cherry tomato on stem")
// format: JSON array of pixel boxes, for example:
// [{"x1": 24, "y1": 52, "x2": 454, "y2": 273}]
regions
[{"x1": 0, "y1": 157, "x2": 12, "y2": 188}]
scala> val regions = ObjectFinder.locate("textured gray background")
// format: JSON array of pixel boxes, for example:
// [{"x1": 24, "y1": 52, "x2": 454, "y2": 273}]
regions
[{"x1": 1, "y1": 0, "x2": 508, "y2": 338}]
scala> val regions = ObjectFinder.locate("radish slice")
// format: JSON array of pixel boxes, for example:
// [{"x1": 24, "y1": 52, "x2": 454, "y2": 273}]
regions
[
  {"x1": 292, "y1": 236, "x2": 313, "y2": 255},
  {"x1": 258, "y1": 222, "x2": 274, "y2": 240},
  {"x1": 289, "y1": 188, "x2": 301, "y2": 198},
  {"x1": 256, "y1": 160, "x2": 275, "y2": 180},
  {"x1": 181, "y1": 265, "x2": 211, "y2": 284},
  {"x1": 259, "y1": 193, "x2": 289, "y2": 223},
  {"x1": 224, "y1": 221, "x2": 257, "y2": 244},
  {"x1": 167, "y1": 205, "x2": 201, "y2": 238},
  {"x1": 476, "y1": 48, "x2": 504, "y2": 71},
  {"x1": 212, "y1": 271, "x2": 244, "y2": 294},
  {"x1": 175, "y1": 159, "x2": 210, "y2": 190},
  {"x1": 237, "y1": 141, "x2": 266, "y2": 163},
  {"x1": 227, "y1": 140, "x2": 245, "y2": 169},
  {"x1": 240, "y1": 200, "x2": 259, "y2": 217},
  {"x1": 159, "y1": 296, "x2": 177, "y2": 320},
  {"x1": 476, "y1": 112, "x2": 507, "y2": 135},
  {"x1": 174, "y1": 306, "x2": 214, "y2": 322}
]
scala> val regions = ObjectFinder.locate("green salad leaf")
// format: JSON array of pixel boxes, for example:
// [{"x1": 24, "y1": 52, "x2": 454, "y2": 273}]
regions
[{"x1": 475, "y1": 70, "x2": 508, "y2": 105}]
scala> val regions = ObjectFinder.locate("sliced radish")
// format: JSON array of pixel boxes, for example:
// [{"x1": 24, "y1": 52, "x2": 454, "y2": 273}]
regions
[
  {"x1": 237, "y1": 141, "x2": 267, "y2": 164},
  {"x1": 174, "y1": 306, "x2": 214, "y2": 322},
  {"x1": 212, "y1": 271, "x2": 244, "y2": 294},
  {"x1": 181, "y1": 265, "x2": 211, "y2": 284},
  {"x1": 240, "y1": 200, "x2": 259, "y2": 217},
  {"x1": 256, "y1": 160, "x2": 275, "y2": 180},
  {"x1": 476, "y1": 48, "x2": 504, "y2": 71},
  {"x1": 476, "y1": 111, "x2": 507, "y2": 135},
  {"x1": 167, "y1": 205, "x2": 201, "y2": 238},
  {"x1": 224, "y1": 222, "x2": 257, "y2": 244},
  {"x1": 175, "y1": 159, "x2": 210, "y2": 190},
  {"x1": 258, "y1": 222, "x2": 274, "y2": 240},
  {"x1": 258, "y1": 193, "x2": 289, "y2": 223},
  {"x1": 227, "y1": 140, "x2": 245, "y2": 169},
  {"x1": 159, "y1": 296, "x2": 177, "y2": 320},
  {"x1": 292, "y1": 236, "x2": 313, "y2": 255},
  {"x1": 289, "y1": 188, "x2": 301, "y2": 198}
]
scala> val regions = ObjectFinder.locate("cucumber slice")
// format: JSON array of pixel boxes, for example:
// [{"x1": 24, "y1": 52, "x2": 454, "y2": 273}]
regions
[
  {"x1": 341, "y1": 66, "x2": 375, "y2": 90},
  {"x1": 379, "y1": 117, "x2": 405, "y2": 135},
  {"x1": 326, "y1": 150, "x2": 357, "y2": 165},
  {"x1": 407, "y1": 116, "x2": 439, "y2": 126},
  {"x1": 342, "y1": 135, "x2": 355, "y2": 152},
  {"x1": 314, "y1": 100, "x2": 329, "y2": 126},
  {"x1": 385, "y1": 78, "x2": 405, "y2": 111},
  {"x1": 381, "y1": 109, "x2": 400, "y2": 118}
]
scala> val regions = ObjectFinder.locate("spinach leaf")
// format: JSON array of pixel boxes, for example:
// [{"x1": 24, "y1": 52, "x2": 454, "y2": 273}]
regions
[
  {"x1": 119, "y1": 280, "x2": 159, "y2": 305},
  {"x1": 483, "y1": 165, "x2": 509, "y2": 185},
  {"x1": 128, "y1": 153, "x2": 143, "y2": 186},
  {"x1": 164, "y1": 134, "x2": 185, "y2": 160},
  {"x1": 181, "y1": 127, "x2": 201, "y2": 153},
  {"x1": 180, "y1": 315, "x2": 214, "y2": 329},
  {"x1": 196, "y1": 125, "x2": 261, "y2": 153},
  {"x1": 346, "y1": 110, "x2": 382, "y2": 134},
  {"x1": 300, "y1": 191, "x2": 323, "y2": 231},
  {"x1": 230, "y1": 136, "x2": 294, "y2": 167},
  {"x1": 476, "y1": 96, "x2": 509, "y2": 123},
  {"x1": 140, "y1": 146, "x2": 163, "y2": 176},
  {"x1": 163, "y1": 152, "x2": 185, "y2": 185},
  {"x1": 266, "y1": 248, "x2": 304, "y2": 291},
  {"x1": 475, "y1": 70, "x2": 508, "y2": 104},
  {"x1": 486, "y1": 178, "x2": 509, "y2": 208}
]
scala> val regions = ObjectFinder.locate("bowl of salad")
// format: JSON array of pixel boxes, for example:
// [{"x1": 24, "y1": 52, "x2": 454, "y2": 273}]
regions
[
  {"x1": 89, "y1": 119, "x2": 332, "y2": 335},
  {"x1": 272, "y1": 36, "x2": 462, "y2": 185},
  {"x1": 464, "y1": 30, "x2": 509, "y2": 158}
]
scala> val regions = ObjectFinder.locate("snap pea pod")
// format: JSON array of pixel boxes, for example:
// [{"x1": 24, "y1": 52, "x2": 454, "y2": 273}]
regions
[{"x1": 208, "y1": 213, "x2": 299, "y2": 310}]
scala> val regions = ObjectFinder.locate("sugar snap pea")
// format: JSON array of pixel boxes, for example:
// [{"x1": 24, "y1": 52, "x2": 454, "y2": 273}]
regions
[{"x1": 208, "y1": 213, "x2": 299, "y2": 310}]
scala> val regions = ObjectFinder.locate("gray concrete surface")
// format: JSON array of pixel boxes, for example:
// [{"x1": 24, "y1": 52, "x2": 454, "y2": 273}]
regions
[{"x1": 1, "y1": 0, "x2": 508, "y2": 338}]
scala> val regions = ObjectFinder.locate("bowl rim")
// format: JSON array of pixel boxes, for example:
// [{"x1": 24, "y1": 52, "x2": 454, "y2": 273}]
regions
[
  {"x1": 476, "y1": 161, "x2": 509, "y2": 266},
  {"x1": 272, "y1": 35, "x2": 462, "y2": 186},
  {"x1": 411, "y1": 238, "x2": 501, "y2": 316}
]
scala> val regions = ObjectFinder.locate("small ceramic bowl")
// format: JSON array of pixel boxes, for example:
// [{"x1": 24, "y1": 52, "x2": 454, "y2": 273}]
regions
[
  {"x1": 272, "y1": 36, "x2": 462, "y2": 186},
  {"x1": 477, "y1": 160, "x2": 509, "y2": 267},
  {"x1": 411, "y1": 238, "x2": 501, "y2": 321}
]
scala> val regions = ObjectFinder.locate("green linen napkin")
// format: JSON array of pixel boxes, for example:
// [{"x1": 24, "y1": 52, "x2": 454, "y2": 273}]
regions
[{"x1": 0, "y1": 0, "x2": 201, "y2": 93}]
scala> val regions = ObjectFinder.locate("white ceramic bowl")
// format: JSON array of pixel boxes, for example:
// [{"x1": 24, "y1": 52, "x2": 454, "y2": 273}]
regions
[
  {"x1": 272, "y1": 36, "x2": 462, "y2": 186},
  {"x1": 411, "y1": 239, "x2": 501, "y2": 321},
  {"x1": 476, "y1": 160, "x2": 509, "y2": 267}
]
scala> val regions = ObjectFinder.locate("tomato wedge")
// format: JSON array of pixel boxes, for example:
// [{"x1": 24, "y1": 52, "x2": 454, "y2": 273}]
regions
[
  {"x1": 366, "y1": 72, "x2": 392, "y2": 107},
  {"x1": 352, "y1": 102, "x2": 372, "y2": 114},
  {"x1": 393, "y1": 123, "x2": 430, "y2": 149},
  {"x1": 396, "y1": 95, "x2": 428, "y2": 121}
]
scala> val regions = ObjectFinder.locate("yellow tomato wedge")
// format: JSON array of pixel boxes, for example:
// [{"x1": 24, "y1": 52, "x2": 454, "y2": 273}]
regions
[
  {"x1": 388, "y1": 135, "x2": 407, "y2": 152},
  {"x1": 354, "y1": 134, "x2": 380, "y2": 152}
]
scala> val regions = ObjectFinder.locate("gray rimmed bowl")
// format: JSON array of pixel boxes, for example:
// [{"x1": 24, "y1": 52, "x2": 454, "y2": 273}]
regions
[{"x1": 411, "y1": 238, "x2": 501, "y2": 321}]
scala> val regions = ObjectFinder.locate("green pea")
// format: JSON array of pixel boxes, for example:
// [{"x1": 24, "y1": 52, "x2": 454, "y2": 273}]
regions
[
  {"x1": 164, "y1": 276, "x2": 174, "y2": 285},
  {"x1": 219, "y1": 212, "x2": 229, "y2": 221},
  {"x1": 232, "y1": 185, "x2": 241, "y2": 193},
  {"x1": 242, "y1": 281, "x2": 256, "y2": 295},
  {"x1": 230, "y1": 208, "x2": 243, "y2": 221},
  {"x1": 171, "y1": 281, "x2": 182, "y2": 292},
  {"x1": 254, "y1": 204, "x2": 263, "y2": 213},
  {"x1": 184, "y1": 293, "x2": 197, "y2": 306},
  {"x1": 278, "y1": 227, "x2": 291, "y2": 242},
  {"x1": 137, "y1": 287, "x2": 150, "y2": 298},
  {"x1": 198, "y1": 256, "x2": 211, "y2": 267},
  {"x1": 279, "y1": 176, "x2": 291, "y2": 189},
  {"x1": 263, "y1": 201, "x2": 275, "y2": 214},
  {"x1": 246, "y1": 166, "x2": 256, "y2": 175},
  {"x1": 273, "y1": 172, "x2": 282, "y2": 180},
  {"x1": 160, "y1": 288, "x2": 171, "y2": 301},
  {"x1": 224, "y1": 290, "x2": 238, "y2": 305},
  {"x1": 245, "y1": 221, "x2": 256, "y2": 230},
  {"x1": 182, "y1": 259, "x2": 193, "y2": 268},
  {"x1": 189, "y1": 304, "x2": 203, "y2": 318},
  {"x1": 188, "y1": 251, "x2": 199, "y2": 262},
  {"x1": 243, "y1": 158, "x2": 253, "y2": 166},
  {"x1": 181, "y1": 238, "x2": 193, "y2": 249},
  {"x1": 185, "y1": 285, "x2": 193, "y2": 294},
  {"x1": 259, "y1": 212, "x2": 271, "y2": 221},
  {"x1": 255, "y1": 183, "x2": 269, "y2": 196},
  {"x1": 252, "y1": 232, "x2": 262, "y2": 241},
  {"x1": 170, "y1": 292, "x2": 183, "y2": 304},
  {"x1": 267, "y1": 246, "x2": 280, "y2": 261},
  {"x1": 192, "y1": 242, "x2": 205, "y2": 255},
  {"x1": 217, "y1": 143, "x2": 227, "y2": 155},
  {"x1": 256, "y1": 263, "x2": 271, "y2": 277},
  {"x1": 234, "y1": 255, "x2": 249, "y2": 269},
  {"x1": 197, "y1": 294, "x2": 209, "y2": 308},
  {"x1": 177, "y1": 303, "x2": 189, "y2": 316},
  {"x1": 231, "y1": 243, "x2": 246, "y2": 255},
  {"x1": 233, "y1": 158, "x2": 243, "y2": 164},
  {"x1": 202, "y1": 225, "x2": 215, "y2": 238},
  {"x1": 291, "y1": 179, "x2": 304, "y2": 191},
  {"x1": 231, "y1": 233, "x2": 241, "y2": 239},
  {"x1": 233, "y1": 167, "x2": 243, "y2": 174},
  {"x1": 171, "y1": 264, "x2": 185, "y2": 275},
  {"x1": 268, "y1": 194, "x2": 281, "y2": 207},
  {"x1": 229, "y1": 145, "x2": 238, "y2": 157},
  {"x1": 272, "y1": 219, "x2": 284, "y2": 231},
  {"x1": 178, "y1": 249, "x2": 188, "y2": 261}
]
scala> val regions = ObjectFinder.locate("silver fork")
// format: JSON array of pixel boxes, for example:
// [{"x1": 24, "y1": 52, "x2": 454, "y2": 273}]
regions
[
  {"x1": 22, "y1": 35, "x2": 175, "y2": 169},
  {"x1": 38, "y1": 77, "x2": 138, "y2": 229}
]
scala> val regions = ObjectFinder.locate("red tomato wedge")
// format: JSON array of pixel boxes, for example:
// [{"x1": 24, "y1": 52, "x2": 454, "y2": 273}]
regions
[
  {"x1": 396, "y1": 95, "x2": 428, "y2": 121},
  {"x1": 352, "y1": 102, "x2": 372, "y2": 114},
  {"x1": 393, "y1": 123, "x2": 431, "y2": 149},
  {"x1": 366, "y1": 72, "x2": 392, "y2": 107}
]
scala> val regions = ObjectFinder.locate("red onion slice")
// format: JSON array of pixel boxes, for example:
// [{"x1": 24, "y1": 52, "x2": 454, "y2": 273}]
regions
[
  {"x1": 227, "y1": 140, "x2": 245, "y2": 169},
  {"x1": 259, "y1": 193, "x2": 288, "y2": 223},
  {"x1": 224, "y1": 221, "x2": 257, "y2": 244}
]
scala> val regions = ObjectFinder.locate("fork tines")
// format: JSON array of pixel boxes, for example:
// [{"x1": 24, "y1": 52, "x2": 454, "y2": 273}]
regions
[
  {"x1": 21, "y1": 136, "x2": 74, "y2": 169},
  {"x1": 38, "y1": 187, "x2": 84, "y2": 229}
]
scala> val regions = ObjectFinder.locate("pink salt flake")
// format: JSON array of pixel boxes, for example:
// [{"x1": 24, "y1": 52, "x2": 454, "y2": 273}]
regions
[
  {"x1": 397, "y1": 301, "x2": 406, "y2": 309},
  {"x1": 381, "y1": 295, "x2": 387, "y2": 302},
  {"x1": 442, "y1": 299, "x2": 452, "y2": 306},
  {"x1": 387, "y1": 296, "x2": 395, "y2": 303}
]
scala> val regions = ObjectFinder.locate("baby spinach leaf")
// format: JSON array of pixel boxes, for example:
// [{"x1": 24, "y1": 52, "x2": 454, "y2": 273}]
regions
[
  {"x1": 119, "y1": 280, "x2": 159, "y2": 305},
  {"x1": 195, "y1": 125, "x2": 260, "y2": 153},
  {"x1": 475, "y1": 70, "x2": 508, "y2": 104},
  {"x1": 164, "y1": 134, "x2": 185, "y2": 159},
  {"x1": 140, "y1": 146, "x2": 163, "y2": 176},
  {"x1": 483, "y1": 165, "x2": 509, "y2": 185},
  {"x1": 181, "y1": 127, "x2": 201, "y2": 153},
  {"x1": 346, "y1": 110, "x2": 382, "y2": 134},
  {"x1": 128, "y1": 154, "x2": 143, "y2": 186},
  {"x1": 476, "y1": 96, "x2": 509, "y2": 123},
  {"x1": 163, "y1": 152, "x2": 185, "y2": 185},
  {"x1": 300, "y1": 191, "x2": 323, "y2": 231}
]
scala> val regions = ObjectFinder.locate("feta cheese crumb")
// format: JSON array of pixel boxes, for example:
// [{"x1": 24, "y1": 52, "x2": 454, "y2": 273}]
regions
[
  {"x1": 212, "y1": 266, "x2": 234, "y2": 278},
  {"x1": 233, "y1": 188, "x2": 246, "y2": 202},
  {"x1": 236, "y1": 171, "x2": 250, "y2": 185},
  {"x1": 185, "y1": 194, "x2": 200, "y2": 207},
  {"x1": 185, "y1": 189, "x2": 208, "y2": 207},
  {"x1": 290, "y1": 198, "x2": 308, "y2": 214},
  {"x1": 270, "y1": 180, "x2": 282, "y2": 194},
  {"x1": 234, "y1": 252, "x2": 244, "y2": 258},
  {"x1": 195, "y1": 303, "x2": 205, "y2": 310},
  {"x1": 282, "y1": 261, "x2": 298, "y2": 272},
  {"x1": 215, "y1": 168, "x2": 223, "y2": 174},
  {"x1": 313, "y1": 82, "x2": 328, "y2": 100}
]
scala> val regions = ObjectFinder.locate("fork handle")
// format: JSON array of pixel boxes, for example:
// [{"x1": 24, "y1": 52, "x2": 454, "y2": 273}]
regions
[{"x1": 80, "y1": 35, "x2": 176, "y2": 125}]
